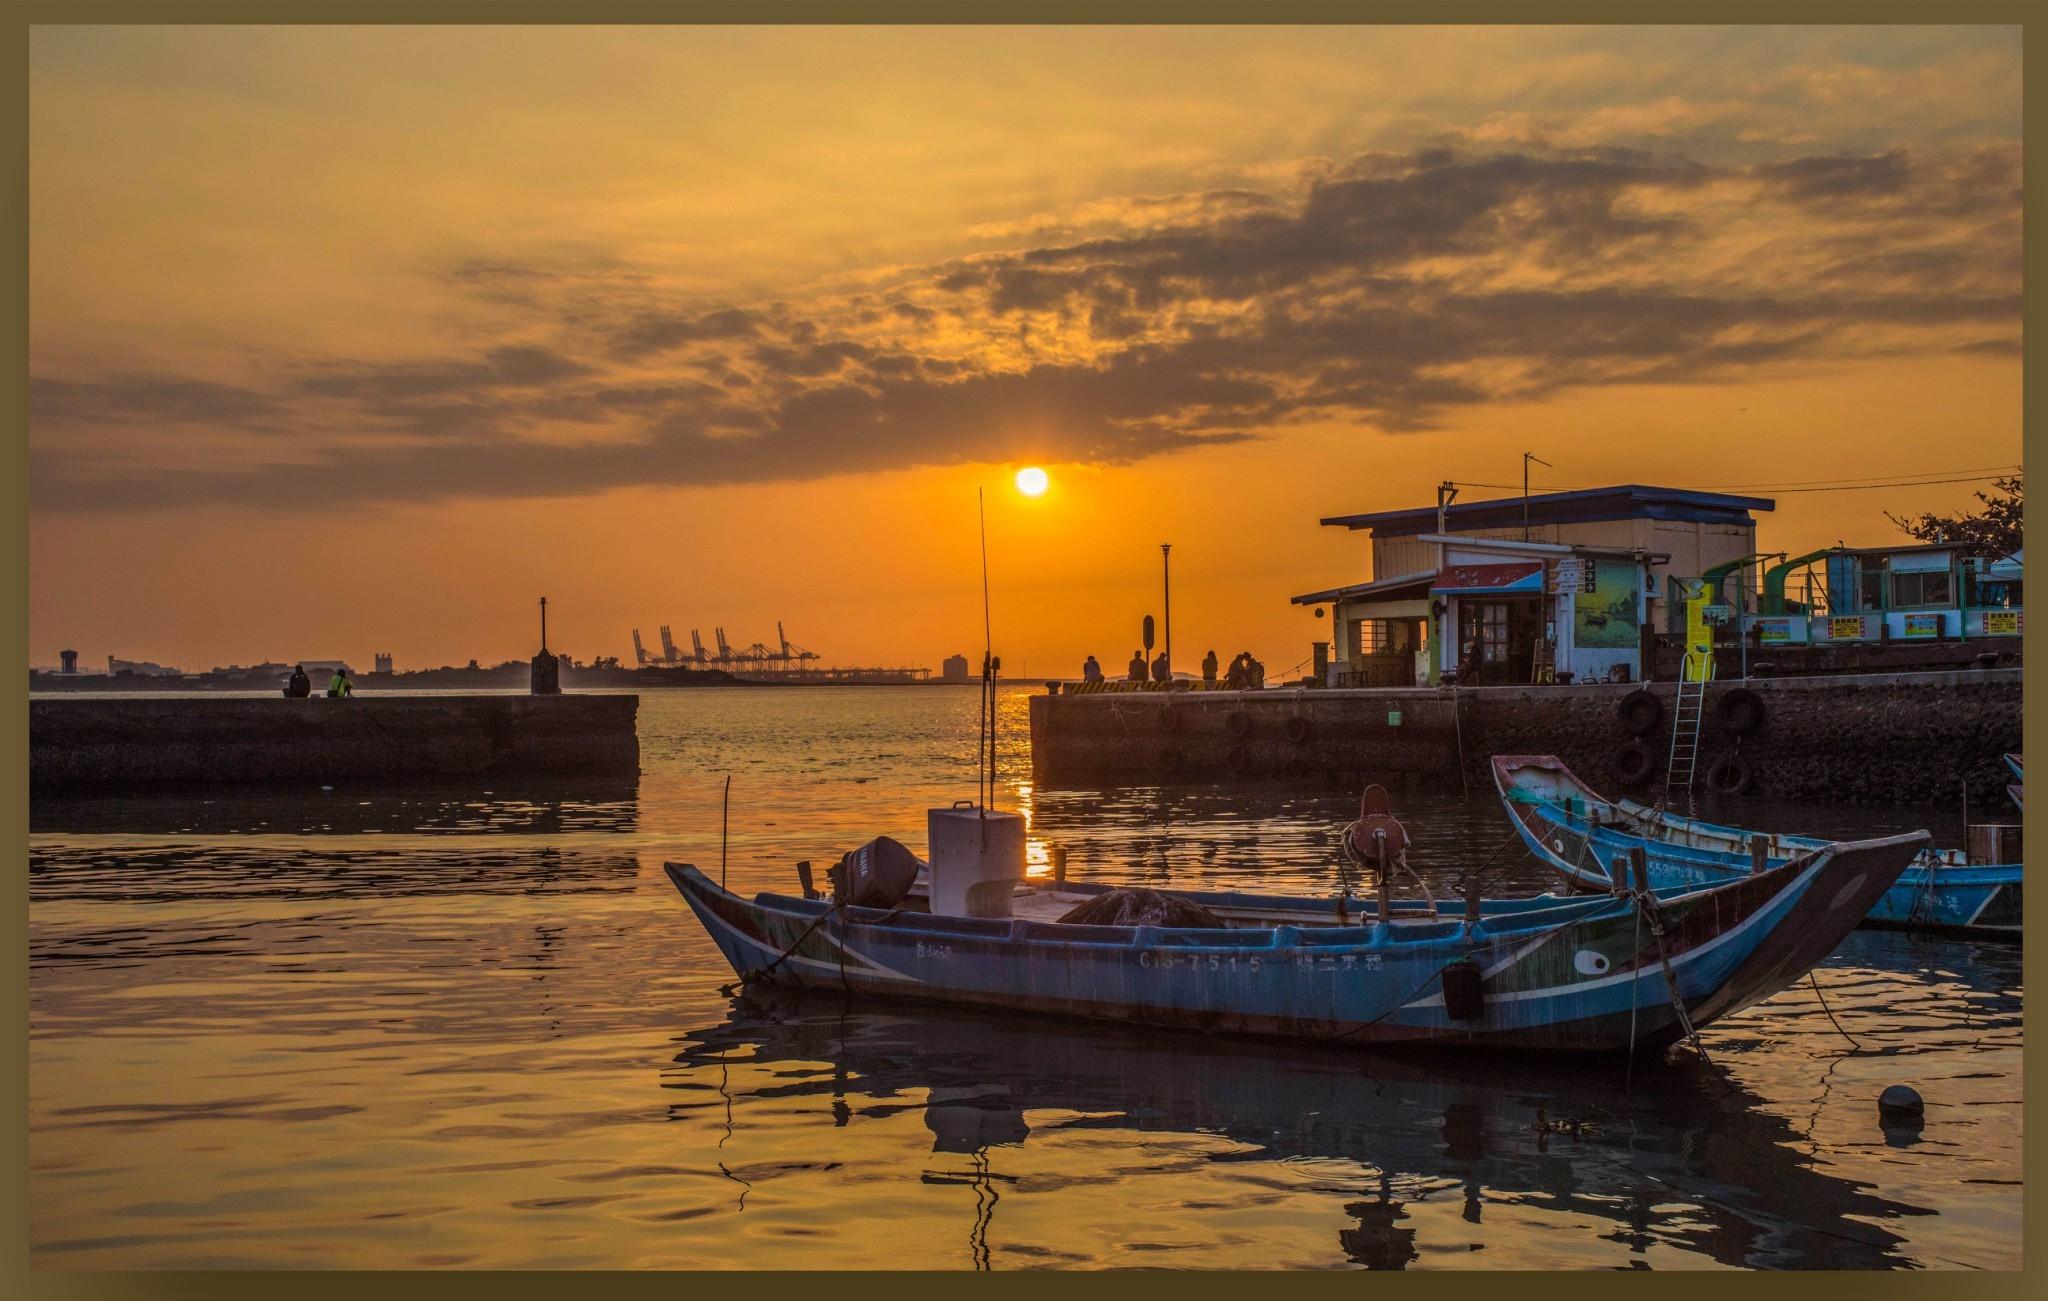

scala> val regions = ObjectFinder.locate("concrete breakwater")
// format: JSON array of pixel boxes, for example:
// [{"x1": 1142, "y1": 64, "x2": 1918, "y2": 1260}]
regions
[
  {"x1": 1028, "y1": 669, "x2": 2021, "y2": 807},
  {"x1": 30, "y1": 695, "x2": 640, "y2": 790}
]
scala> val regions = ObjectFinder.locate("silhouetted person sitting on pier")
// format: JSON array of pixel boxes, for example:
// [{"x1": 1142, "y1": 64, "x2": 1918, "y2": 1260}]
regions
[
  {"x1": 1127, "y1": 650, "x2": 1147, "y2": 683},
  {"x1": 283, "y1": 665, "x2": 311, "y2": 698},
  {"x1": 1202, "y1": 649, "x2": 1218, "y2": 684},
  {"x1": 1248, "y1": 656, "x2": 1265, "y2": 690},
  {"x1": 1082, "y1": 655, "x2": 1104, "y2": 683},
  {"x1": 326, "y1": 667, "x2": 353, "y2": 698},
  {"x1": 1151, "y1": 651, "x2": 1170, "y2": 684}
]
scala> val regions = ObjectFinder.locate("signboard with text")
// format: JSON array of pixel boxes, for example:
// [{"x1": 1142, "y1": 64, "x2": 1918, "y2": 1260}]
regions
[{"x1": 1902, "y1": 613, "x2": 1942, "y2": 639}]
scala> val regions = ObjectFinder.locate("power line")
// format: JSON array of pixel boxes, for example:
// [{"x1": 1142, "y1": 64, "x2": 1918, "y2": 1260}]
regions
[{"x1": 1450, "y1": 469, "x2": 2019, "y2": 495}]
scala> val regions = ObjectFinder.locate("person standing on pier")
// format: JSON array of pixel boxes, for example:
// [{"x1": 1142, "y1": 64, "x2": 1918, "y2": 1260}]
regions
[
  {"x1": 1202, "y1": 649, "x2": 1218, "y2": 685},
  {"x1": 326, "y1": 667, "x2": 353, "y2": 698},
  {"x1": 1127, "y1": 650, "x2": 1146, "y2": 683}
]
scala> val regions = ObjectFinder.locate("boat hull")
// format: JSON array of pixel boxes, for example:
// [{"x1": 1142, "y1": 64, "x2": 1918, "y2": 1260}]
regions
[
  {"x1": 667, "y1": 831, "x2": 1921, "y2": 1055},
  {"x1": 1493, "y1": 755, "x2": 2021, "y2": 939}
]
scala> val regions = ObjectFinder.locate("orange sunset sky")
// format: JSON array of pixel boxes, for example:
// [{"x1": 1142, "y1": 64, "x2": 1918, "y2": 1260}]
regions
[{"x1": 29, "y1": 24, "x2": 2022, "y2": 676}]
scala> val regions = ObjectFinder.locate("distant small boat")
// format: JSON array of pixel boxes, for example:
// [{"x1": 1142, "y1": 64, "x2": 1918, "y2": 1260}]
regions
[
  {"x1": 667, "y1": 825, "x2": 1922, "y2": 1055},
  {"x1": 1494, "y1": 755, "x2": 2021, "y2": 940}
]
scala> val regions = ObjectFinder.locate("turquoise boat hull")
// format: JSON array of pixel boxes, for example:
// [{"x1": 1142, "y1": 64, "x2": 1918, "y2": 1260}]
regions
[
  {"x1": 1494, "y1": 755, "x2": 2020, "y2": 939},
  {"x1": 667, "y1": 827, "x2": 1923, "y2": 1056}
]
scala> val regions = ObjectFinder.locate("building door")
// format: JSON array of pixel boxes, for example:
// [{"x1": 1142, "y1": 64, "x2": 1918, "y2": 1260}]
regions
[{"x1": 1460, "y1": 600, "x2": 1539, "y2": 684}]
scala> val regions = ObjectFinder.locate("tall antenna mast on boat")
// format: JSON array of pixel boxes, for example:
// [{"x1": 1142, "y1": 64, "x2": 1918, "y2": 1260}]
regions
[{"x1": 978, "y1": 487, "x2": 997, "y2": 816}]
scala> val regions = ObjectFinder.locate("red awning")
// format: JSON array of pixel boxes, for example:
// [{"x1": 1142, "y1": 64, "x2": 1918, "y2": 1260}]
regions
[{"x1": 1431, "y1": 562, "x2": 1545, "y2": 595}]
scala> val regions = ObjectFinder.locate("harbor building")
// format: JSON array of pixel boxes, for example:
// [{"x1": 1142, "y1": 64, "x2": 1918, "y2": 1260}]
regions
[
  {"x1": 941, "y1": 654, "x2": 971, "y2": 682},
  {"x1": 1294, "y1": 485, "x2": 1774, "y2": 687}
]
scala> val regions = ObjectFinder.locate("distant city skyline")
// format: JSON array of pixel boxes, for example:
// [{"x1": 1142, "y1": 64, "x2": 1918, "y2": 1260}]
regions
[{"x1": 30, "y1": 25, "x2": 2022, "y2": 673}]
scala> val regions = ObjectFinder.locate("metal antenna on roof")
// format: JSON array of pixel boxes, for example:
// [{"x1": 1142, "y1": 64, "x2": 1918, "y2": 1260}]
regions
[
  {"x1": 1437, "y1": 481, "x2": 1458, "y2": 535},
  {"x1": 1522, "y1": 453, "x2": 1553, "y2": 542}
]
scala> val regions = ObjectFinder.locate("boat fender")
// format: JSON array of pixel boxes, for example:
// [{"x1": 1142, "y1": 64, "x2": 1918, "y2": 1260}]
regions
[
  {"x1": 1705, "y1": 753, "x2": 1756, "y2": 796},
  {"x1": 1156, "y1": 745, "x2": 1184, "y2": 775},
  {"x1": 1284, "y1": 714, "x2": 1312, "y2": 744},
  {"x1": 1224, "y1": 710, "x2": 1252, "y2": 737},
  {"x1": 1609, "y1": 740, "x2": 1655, "y2": 786},
  {"x1": 1225, "y1": 745, "x2": 1253, "y2": 773},
  {"x1": 1158, "y1": 703, "x2": 1184, "y2": 733},
  {"x1": 1717, "y1": 687, "x2": 1766, "y2": 735},
  {"x1": 1441, "y1": 957, "x2": 1485, "y2": 1022},
  {"x1": 1616, "y1": 688, "x2": 1664, "y2": 736}
]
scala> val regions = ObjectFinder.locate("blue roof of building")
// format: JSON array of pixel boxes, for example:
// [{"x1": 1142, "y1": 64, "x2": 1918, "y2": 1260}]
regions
[{"x1": 1321, "y1": 484, "x2": 1775, "y2": 536}]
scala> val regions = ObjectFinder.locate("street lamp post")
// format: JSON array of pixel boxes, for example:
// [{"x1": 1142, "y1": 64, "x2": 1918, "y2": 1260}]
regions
[{"x1": 1161, "y1": 543, "x2": 1173, "y2": 679}]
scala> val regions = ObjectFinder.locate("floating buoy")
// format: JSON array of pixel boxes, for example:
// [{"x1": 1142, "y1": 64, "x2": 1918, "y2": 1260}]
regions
[{"x1": 1878, "y1": 1085, "x2": 1925, "y2": 1118}]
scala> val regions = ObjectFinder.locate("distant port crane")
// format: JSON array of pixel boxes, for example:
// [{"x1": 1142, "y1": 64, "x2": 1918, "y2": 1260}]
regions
[{"x1": 626, "y1": 620, "x2": 906, "y2": 676}]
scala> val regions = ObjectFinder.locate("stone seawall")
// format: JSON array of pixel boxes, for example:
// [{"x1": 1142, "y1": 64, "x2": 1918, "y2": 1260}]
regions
[
  {"x1": 1028, "y1": 670, "x2": 2021, "y2": 807},
  {"x1": 30, "y1": 695, "x2": 640, "y2": 790}
]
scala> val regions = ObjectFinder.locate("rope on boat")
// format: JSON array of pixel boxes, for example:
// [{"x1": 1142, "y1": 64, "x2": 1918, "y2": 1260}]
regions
[
  {"x1": 1807, "y1": 970, "x2": 1867, "y2": 1053},
  {"x1": 1633, "y1": 889, "x2": 1712, "y2": 1066},
  {"x1": 720, "y1": 901, "x2": 906, "y2": 999}
]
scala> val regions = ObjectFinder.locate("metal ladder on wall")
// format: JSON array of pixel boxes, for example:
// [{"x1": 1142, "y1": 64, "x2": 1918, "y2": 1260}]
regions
[{"x1": 1666, "y1": 674, "x2": 1707, "y2": 794}]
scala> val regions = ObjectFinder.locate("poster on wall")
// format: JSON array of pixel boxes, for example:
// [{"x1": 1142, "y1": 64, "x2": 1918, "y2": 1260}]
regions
[
  {"x1": 1827, "y1": 616, "x2": 1866, "y2": 640},
  {"x1": 1573, "y1": 560, "x2": 1639, "y2": 648},
  {"x1": 1985, "y1": 611, "x2": 2022, "y2": 635},
  {"x1": 1753, "y1": 617, "x2": 1796, "y2": 644},
  {"x1": 1902, "y1": 613, "x2": 1943, "y2": 639}
]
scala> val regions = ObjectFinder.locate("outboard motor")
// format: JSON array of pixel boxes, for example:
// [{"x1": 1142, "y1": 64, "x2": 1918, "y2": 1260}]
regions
[{"x1": 829, "y1": 835, "x2": 925, "y2": 909}]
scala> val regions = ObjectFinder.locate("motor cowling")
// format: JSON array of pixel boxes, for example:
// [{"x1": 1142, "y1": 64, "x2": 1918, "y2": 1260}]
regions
[{"x1": 830, "y1": 834, "x2": 925, "y2": 909}]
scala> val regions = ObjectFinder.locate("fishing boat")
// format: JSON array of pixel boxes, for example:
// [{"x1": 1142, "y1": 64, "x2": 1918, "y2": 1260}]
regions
[
  {"x1": 665, "y1": 811, "x2": 1923, "y2": 1054},
  {"x1": 1493, "y1": 755, "x2": 2021, "y2": 939}
]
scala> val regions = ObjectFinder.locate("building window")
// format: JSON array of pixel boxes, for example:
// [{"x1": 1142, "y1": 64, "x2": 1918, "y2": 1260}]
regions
[
  {"x1": 1858, "y1": 563, "x2": 1885, "y2": 612},
  {"x1": 1357, "y1": 619, "x2": 1388, "y2": 655},
  {"x1": 1890, "y1": 570, "x2": 1954, "y2": 609}
]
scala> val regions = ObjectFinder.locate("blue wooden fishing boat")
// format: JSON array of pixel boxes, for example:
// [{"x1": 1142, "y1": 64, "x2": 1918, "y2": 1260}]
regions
[
  {"x1": 1493, "y1": 755, "x2": 2021, "y2": 939},
  {"x1": 666, "y1": 822, "x2": 1922, "y2": 1054}
]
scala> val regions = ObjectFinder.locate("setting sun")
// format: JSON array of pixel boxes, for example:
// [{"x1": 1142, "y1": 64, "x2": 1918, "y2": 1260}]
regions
[{"x1": 1015, "y1": 466, "x2": 1050, "y2": 497}]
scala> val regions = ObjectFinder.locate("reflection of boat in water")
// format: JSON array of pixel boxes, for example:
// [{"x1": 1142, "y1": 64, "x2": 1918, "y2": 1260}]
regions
[
  {"x1": 1494, "y1": 756, "x2": 2020, "y2": 940},
  {"x1": 671, "y1": 991, "x2": 1927, "y2": 1268}
]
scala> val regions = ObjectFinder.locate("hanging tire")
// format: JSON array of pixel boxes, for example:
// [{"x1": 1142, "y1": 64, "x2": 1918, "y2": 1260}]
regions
[
  {"x1": 1156, "y1": 745, "x2": 1183, "y2": 775},
  {"x1": 1705, "y1": 753, "x2": 1756, "y2": 796},
  {"x1": 1224, "y1": 710, "x2": 1251, "y2": 738},
  {"x1": 1158, "y1": 704, "x2": 1184, "y2": 733},
  {"x1": 1616, "y1": 689, "x2": 1663, "y2": 736},
  {"x1": 1225, "y1": 745, "x2": 1252, "y2": 773},
  {"x1": 1609, "y1": 740, "x2": 1655, "y2": 786},
  {"x1": 1284, "y1": 715, "x2": 1312, "y2": 744},
  {"x1": 1717, "y1": 687, "x2": 1766, "y2": 736}
]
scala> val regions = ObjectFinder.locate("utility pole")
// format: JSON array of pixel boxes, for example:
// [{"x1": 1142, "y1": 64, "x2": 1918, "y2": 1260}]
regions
[
  {"x1": 539, "y1": 596, "x2": 548, "y2": 652},
  {"x1": 1161, "y1": 543, "x2": 1173, "y2": 678},
  {"x1": 1437, "y1": 481, "x2": 1458, "y2": 535},
  {"x1": 1522, "y1": 452, "x2": 1552, "y2": 542}
]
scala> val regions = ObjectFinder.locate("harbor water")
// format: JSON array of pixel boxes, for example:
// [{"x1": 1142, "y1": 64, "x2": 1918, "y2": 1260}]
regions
[{"x1": 29, "y1": 686, "x2": 2023, "y2": 1269}]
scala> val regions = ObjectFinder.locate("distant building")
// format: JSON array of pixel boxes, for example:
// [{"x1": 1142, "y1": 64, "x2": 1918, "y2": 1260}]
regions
[
  {"x1": 59, "y1": 649, "x2": 77, "y2": 675},
  {"x1": 1294, "y1": 484, "x2": 1774, "y2": 687},
  {"x1": 941, "y1": 653, "x2": 971, "y2": 682},
  {"x1": 107, "y1": 655, "x2": 183, "y2": 678},
  {"x1": 374, "y1": 652, "x2": 394, "y2": 673}
]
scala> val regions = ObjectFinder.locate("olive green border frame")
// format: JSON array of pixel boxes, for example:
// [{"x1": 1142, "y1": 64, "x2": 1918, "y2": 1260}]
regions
[{"x1": 1, "y1": 1, "x2": 2036, "y2": 1294}]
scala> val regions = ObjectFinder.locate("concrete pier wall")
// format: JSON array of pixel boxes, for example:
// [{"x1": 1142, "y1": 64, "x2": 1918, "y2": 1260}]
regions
[
  {"x1": 30, "y1": 695, "x2": 640, "y2": 790},
  {"x1": 1029, "y1": 670, "x2": 2021, "y2": 806}
]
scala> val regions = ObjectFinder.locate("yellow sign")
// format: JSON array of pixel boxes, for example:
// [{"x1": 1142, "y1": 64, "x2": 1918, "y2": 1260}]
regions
[
  {"x1": 1682, "y1": 595, "x2": 1716, "y2": 682},
  {"x1": 1986, "y1": 611, "x2": 2021, "y2": 635},
  {"x1": 1828, "y1": 616, "x2": 1866, "y2": 640}
]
